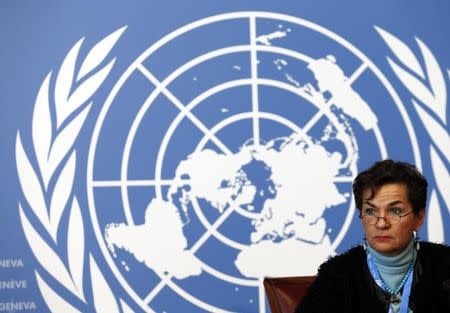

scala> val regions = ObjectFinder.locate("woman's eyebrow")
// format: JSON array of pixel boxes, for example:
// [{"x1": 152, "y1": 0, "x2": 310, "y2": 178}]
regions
[
  {"x1": 363, "y1": 201, "x2": 377, "y2": 208},
  {"x1": 387, "y1": 200, "x2": 403, "y2": 206},
  {"x1": 364, "y1": 200, "x2": 404, "y2": 208}
]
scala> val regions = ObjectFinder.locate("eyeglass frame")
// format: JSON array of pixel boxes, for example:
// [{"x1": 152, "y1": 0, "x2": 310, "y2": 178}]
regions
[{"x1": 359, "y1": 209, "x2": 415, "y2": 225}]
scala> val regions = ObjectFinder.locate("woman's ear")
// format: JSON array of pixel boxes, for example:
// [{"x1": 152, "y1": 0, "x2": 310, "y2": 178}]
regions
[{"x1": 415, "y1": 208, "x2": 425, "y2": 231}]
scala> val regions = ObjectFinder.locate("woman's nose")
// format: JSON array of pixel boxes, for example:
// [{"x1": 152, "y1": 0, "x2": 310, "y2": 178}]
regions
[{"x1": 375, "y1": 216, "x2": 390, "y2": 228}]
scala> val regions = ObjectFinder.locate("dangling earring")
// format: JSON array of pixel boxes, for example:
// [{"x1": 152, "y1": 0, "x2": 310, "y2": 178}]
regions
[
  {"x1": 363, "y1": 236, "x2": 367, "y2": 251},
  {"x1": 413, "y1": 230, "x2": 420, "y2": 250}
]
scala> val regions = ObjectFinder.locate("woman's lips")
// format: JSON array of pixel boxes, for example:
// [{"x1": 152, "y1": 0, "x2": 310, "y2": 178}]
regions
[{"x1": 374, "y1": 236, "x2": 391, "y2": 241}]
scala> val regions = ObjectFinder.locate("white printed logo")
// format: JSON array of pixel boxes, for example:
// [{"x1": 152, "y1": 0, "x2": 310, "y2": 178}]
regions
[{"x1": 16, "y1": 12, "x2": 448, "y2": 313}]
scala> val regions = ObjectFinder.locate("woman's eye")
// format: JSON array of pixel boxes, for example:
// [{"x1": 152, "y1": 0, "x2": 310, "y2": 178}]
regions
[
  {"x1": 389, "y1": 207, "x2": 402, "y2": 215},
  {"x1": 365, "y1": 208, "x2": 376, "y2": 215}
]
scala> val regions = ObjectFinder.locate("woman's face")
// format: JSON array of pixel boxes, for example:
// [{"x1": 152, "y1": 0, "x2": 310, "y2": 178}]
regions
[{"x1": 361, "y1": 183, "x2": 425, "y2": 256}]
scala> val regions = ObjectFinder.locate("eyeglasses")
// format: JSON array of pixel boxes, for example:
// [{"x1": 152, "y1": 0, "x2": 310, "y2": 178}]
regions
[{"x1": 359, "y1": 210, "x2": 414, "y2": 225}]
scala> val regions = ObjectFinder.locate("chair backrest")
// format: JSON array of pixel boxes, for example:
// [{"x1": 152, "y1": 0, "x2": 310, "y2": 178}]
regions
[{"x1": 263, "y1": 276, "x2": 316, "y2": 313}]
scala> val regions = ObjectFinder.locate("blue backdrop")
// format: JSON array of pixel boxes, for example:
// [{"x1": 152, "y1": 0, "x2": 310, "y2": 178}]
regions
[{"x1": 1, "y1": 1, "x2": 449, "y2": 312}]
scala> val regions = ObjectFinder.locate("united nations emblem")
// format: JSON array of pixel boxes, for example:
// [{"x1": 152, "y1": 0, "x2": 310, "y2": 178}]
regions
[{"x1": 16, "y1": 11, "x2": 448, "y2": 313}]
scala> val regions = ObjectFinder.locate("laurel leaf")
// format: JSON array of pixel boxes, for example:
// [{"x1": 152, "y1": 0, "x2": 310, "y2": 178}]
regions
[
  {"x1": 20, "y1": 28, "x2": 125, "y2": 312},
  {"x1": 19, "y1": 205, "x2": 81, "y2": 299},
  {"x1": 49, "y1": 152, "x2": 76, "y2": 242},
  {"x1": 68, "y1": 59, "x2": 115, "y2": 111},
  {"x1": 413, "y1": 100, "x2": 450, "y2": 164},
  {"x1": 120, "y1": 299, "x2": 134, "y2": 313},
  {"x1": 67, "y1": 197, "x2": 85, "y2": 302},
  {"x1": 90, "y1": 255, "x2": 120, "y2": 313},
  {"x1": 36, "y1": 271, "x2": 81, "y2": 313},
  {"x1": 16, "y1": 133, "x2": 49, "y2": 229},
  {"x1": 426, "y1": 190, "x2": 445, "y2": 243},
  {"x1": 387, "y1": 58, "x2": 435, "y2": 107},
  {"x1": 430, "y1": 147, "x2": 450, "y2": 214},
  {"x1": 416, "y1": 38, "x2": 447, "y2": 124},
  {"x1": 32, "y1": 73, "x2": 53, "y2": 188},
  {"x1": 77, "y1": 26, "x2": 126, "y2": 81},
  {"x1": 55, "y1": 38, "x2": 84, "y2": 128},
  {"x1": 375, "y1": 26, "x2": 425, "y2": 79},
  {"x1": 47, "y1": 103, "x2": 91, "y2": 180}
]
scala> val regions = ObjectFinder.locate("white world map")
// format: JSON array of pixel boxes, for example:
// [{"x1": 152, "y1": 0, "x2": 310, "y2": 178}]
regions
[{"x1": 105, "y1": 55, "x2": 373, "y2": 279}]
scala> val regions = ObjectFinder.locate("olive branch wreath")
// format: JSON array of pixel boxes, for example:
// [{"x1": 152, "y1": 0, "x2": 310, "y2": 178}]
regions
[
  {"x1": 376, "y1": 27, "x2": 450, "y2": 243},
  {"x1": 16, "y1": 27, "x2": 133, "y2": 313}
]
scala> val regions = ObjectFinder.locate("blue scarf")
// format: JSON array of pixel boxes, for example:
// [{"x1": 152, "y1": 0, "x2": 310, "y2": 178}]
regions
[
  {"x1": 367, "y1": 239, "x2": 414, "y2": 291},
  {"x1": 366, "y1": 239, "x2": 415, "y2": 313}
]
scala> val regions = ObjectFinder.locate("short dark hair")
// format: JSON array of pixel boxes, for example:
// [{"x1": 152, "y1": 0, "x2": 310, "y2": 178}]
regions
[{"x1": 352, "y1": 159, "x2": 428, "y2": 214}]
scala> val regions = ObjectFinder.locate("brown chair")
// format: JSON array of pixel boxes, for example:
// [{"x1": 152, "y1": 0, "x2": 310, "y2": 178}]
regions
[{"x1": 263, "y1": 276, "x2": 316, "y2": 313}]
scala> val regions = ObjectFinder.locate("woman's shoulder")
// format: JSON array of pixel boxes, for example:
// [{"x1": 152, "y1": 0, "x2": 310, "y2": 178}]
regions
[
  {"x1": 418, "y1": 241, "x2": 450, "y2": 262},
  {"x1": 318, "y1": 245, "x2": 366, "y2": 274}
]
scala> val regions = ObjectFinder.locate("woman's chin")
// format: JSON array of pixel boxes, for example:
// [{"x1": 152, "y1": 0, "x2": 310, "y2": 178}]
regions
[{"x1": 369, "y1": 241, "x2": 399, "y2": 256}]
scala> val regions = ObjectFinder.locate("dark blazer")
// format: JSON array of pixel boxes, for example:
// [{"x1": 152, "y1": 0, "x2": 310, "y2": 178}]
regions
[{"x1": 296, "y1": 242, "x2": 450, "y2": 313}]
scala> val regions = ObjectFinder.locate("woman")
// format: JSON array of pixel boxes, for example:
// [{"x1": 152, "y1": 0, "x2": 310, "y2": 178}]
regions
[{"x1": 296, "y1": 160, "x2": 450, "y2": 313}]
